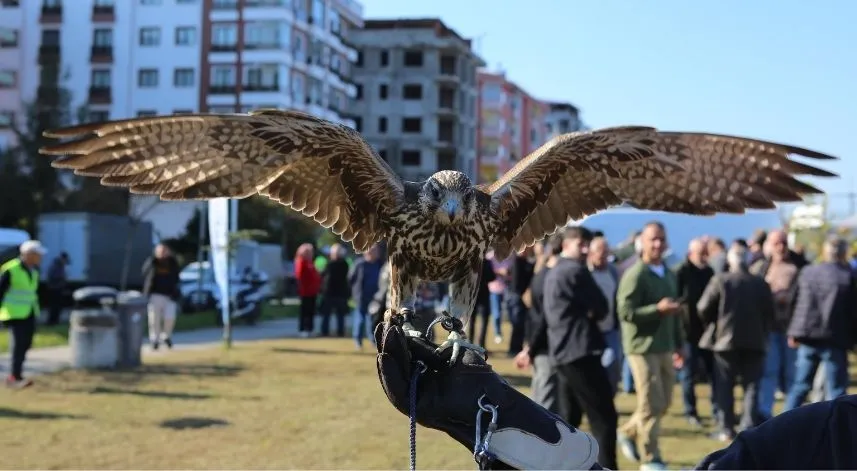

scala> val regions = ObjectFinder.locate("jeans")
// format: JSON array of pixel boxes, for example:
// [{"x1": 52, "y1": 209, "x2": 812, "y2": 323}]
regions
[
  {"x1": 622, "y1": 357, "x2": 636, "y2": 393},
  {"x1": 505, "y1": 292, "x2": 527, "y2": 355},
  {"x1": 489, "y1": 292, "x2": 503, "y2": 337},
  {"x1": 757, "y1": 332, "x2": 797, "y2": 418},
  {"x1": 783, "y1": 344, "x2": 849, "y2": 411},
  {"x1": 677, "y1": 342, "x2": 718, "y2": 418},
  {"x1": 601, "y1": 329, "x2": 623, "y2": 396},
  {"x1": 352, "y1": 308, "x2": 375, "y2": 347}
]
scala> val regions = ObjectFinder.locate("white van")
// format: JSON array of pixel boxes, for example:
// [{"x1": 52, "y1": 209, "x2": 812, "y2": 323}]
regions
[{"x1": 569, "y1": 207, "x2": 784, "y2": 265}]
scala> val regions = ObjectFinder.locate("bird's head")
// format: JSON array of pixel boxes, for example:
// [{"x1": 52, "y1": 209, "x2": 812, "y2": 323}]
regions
[{"x1": 420, "y1": 171, "x2": 475, "y2": 226}]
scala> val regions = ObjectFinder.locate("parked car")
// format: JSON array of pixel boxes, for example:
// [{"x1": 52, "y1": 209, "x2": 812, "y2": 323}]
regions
[{"x1": 179, "y1": 261, "x2": 273, "y2": 313}]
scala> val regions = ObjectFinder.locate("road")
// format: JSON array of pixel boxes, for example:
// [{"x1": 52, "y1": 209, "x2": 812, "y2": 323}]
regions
[{"x1": 0, "y1": 317, "x2": 300, "y2": 378}]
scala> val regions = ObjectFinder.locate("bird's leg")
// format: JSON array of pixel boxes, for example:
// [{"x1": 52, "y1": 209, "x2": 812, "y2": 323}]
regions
[
  {"x1": 386, "y1": 266, "x2": 425, "y2": 338},
  {"x1": 434, "y1": 269, "x2": 486, "y2": 365}
]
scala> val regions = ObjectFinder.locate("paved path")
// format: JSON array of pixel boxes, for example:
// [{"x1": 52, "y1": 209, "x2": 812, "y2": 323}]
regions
[{"x1": 0, "y1": 317, "x2": 301, "y2": 378}]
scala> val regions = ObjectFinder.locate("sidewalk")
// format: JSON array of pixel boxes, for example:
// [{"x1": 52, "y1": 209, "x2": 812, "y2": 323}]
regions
[{"x1": 0, "y1": 317, "x2": 300, "y2": 378}]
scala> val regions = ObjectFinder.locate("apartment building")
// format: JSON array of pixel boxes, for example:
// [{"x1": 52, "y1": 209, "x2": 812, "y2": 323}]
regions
[
  {"x1": 2, "y1": 0, "x2": 363, "y2": 240},
  {"x1": 544, "y1": 101, "x2": 585, "y2": 139},
  {"x1": 347, "y1": 18, "x2": 484, "y2": 182},
  {"x1": 476, "y1": 70, "x2": 548, "y2": 183}
]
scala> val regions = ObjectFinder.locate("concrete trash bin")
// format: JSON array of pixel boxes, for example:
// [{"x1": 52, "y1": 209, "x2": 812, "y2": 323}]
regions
[
  {"x1": 116, "y1": 291, "x2": 148, "y2": 368},
  {"x1": 69, "y1": 298, "x2": 119, "y2": 370}
]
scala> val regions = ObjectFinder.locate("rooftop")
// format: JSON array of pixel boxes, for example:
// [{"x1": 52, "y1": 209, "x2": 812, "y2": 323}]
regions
[{"x1": 362, "y1": 18, "x2": 473, "y2": 48}]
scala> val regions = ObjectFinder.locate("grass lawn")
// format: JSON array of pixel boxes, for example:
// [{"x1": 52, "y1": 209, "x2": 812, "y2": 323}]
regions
[
  {"x1": 0, "y1": 303, "x2": 297, "y2": 352},
  {"x1": 3, "y1": 326, "x2": 853, "y2": 470}
]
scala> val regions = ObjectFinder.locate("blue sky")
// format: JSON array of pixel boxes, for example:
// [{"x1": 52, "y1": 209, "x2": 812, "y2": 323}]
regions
[{"x1": 360, "y1": 0, "x2": 856, "y2": 217}]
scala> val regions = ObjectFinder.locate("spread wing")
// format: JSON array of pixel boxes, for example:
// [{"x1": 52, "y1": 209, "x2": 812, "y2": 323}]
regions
[
  {"x1": 481, "y1": 126, "x2": 838, "y2": 258},
  {"x1": 39, "y1": 109, "x2": 405, "y2": 253}
]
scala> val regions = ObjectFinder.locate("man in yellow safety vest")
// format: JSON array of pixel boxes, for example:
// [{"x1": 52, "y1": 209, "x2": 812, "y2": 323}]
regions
[{"x1": 0, "y1": 240, "x2": 46, "y2": 388}]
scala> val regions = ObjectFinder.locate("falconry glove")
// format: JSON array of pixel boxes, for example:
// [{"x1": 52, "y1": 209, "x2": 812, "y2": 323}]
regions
[{"x1": 374, "y1": 317, "x2": 603, "y2": 470}]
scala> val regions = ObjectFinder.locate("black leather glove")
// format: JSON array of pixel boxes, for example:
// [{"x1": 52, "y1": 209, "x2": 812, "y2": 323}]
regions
[{"x1": 375, "y1": 313, "x2": 603, "y2": 470}]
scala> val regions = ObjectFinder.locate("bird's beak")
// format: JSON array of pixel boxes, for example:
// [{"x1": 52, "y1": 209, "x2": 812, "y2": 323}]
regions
[{"x1": 443, "y1": 199, "x2": 458, "y2": 219}]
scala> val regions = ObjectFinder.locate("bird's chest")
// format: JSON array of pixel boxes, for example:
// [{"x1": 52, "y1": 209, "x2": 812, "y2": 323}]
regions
[{"x1": 388, "y1": 212, "x2": 491, "y2": 281}]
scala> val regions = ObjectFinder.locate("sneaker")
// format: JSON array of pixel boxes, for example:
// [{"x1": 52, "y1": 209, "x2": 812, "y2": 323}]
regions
[
  {"x1": 710, "y1": 430, "x2": 735, "y2": 442},
  {"x1": 617, "y1": 432, "x2": 640, "y2": 462},
  {"x1": 686, "y1": 414, "x2": 703, "y2": 429},
  {"x1": 151, "y1": 341, "x2": 159, "y2": 351},
  {"x1": 6, "y1": 376, "x2": 33, "y2": 389},
  {"x1": 640, "y1": 459, "x2": 668, "y2": 470},
  {"x1": 493, "y1": 335, "x2": 503, "y2": 344},
  {"x1": 164, "y1": 338, "x2": 173, "y2": 349}
]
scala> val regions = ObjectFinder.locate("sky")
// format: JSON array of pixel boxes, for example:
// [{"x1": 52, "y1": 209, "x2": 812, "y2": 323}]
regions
[{"x1": 360, "y1": 0, "x2": 857, "y2": 218}]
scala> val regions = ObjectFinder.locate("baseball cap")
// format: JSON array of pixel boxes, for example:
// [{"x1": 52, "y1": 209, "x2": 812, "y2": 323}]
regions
[{"x1": 19, "y1": 240, "x2": 47, "y2": 255}]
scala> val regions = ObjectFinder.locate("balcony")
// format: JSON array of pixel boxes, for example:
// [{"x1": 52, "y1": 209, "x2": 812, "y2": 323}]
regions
[
  {"x1": 437, "y1": 88, "x2": 457, "y2": 115},
  {"x1": 40, "y1": 5, "x2": 62, "y2": 23},
  {"x1": 92, "y1": 4, "x2": 114, "y2": 22},
  {"x1": 209, "y1": 85, "x2": 236, "y2": 94},
  {"x1": 244, "y1": 42, "x2": 281, "y2": 50},
  {"x1": 437, "y1": 55, "x2": 460, "y2": 84},
  {"x1": 242, "y1": 83, "x2": 279, "y2": 92},
  {"x1": 88, "y1": 86, "x2": 111, "y2": 105},
  {"x1": 37, "y1": 44, "x2": 60, "y2": 65},
  {"x1": 90, "y1": 45, "x2": 113, "y2": 63},
  {"x1": 211, "y1": 43, "x2": 237, "y2": 52}
]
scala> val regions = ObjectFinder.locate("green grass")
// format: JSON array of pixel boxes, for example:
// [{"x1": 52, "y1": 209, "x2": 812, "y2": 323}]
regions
[
  {"x1": 2, "y1": 329, "x2": 853, "y2": 469},
  {"x1": 0, "y1": 304, "x2": 297, "y2": 352}
]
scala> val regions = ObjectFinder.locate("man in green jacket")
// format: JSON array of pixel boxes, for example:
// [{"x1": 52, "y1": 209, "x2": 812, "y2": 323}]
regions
[
  {"x1": 615, "y1": 221, "x2": 685, "y2": 471},
  {"x1": 0, "y1": 240, "x2": 46, "y2": 388}
]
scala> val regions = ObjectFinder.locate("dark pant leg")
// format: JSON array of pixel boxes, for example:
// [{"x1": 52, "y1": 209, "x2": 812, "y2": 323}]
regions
[
  {"x1": 555, "y1": 364, "x2": 584, "y2": 428},
  {"x1": 506, "y1": 293, "x2": 526, "y2": 355},
  {"x1": 47, "y1": 288, "x2": 63, "y2": 325},
  {"x1": 679, "y1": 342, "x2": 700, "y2": 417},
  {"x1": 334, "y1": 297, "x2": 349, "y2": 337},
  {"x1": 556, "y1": 356, "x2": 619, "y2": 470},
  {"x1": 477, "y1": 302, "x2": 490, "y2": 347},
  {"x1": 822, "y1": 346, "x2": 849, "y2": 400},
  {"x1": 8, "y1": 314, "x2": 36, "y2": 380},
  {"x1": 784, "y1": 344, "x2": 819, "y2": 411},
  {"x1": 318, "y1": 296, "x2": 333, "y2": 335},
  {"x1": 698, "y1": 347, "x2": 720, "y2": 417},
  {"x1": 737, "y1": 351, "x2": 765, "y2": 429},
  {"x1": 299, "y1": 296, "x2": 316, "y2": 332},
  {"x1": 713, "y1": 352, "x2": 737, "y2": 432}
]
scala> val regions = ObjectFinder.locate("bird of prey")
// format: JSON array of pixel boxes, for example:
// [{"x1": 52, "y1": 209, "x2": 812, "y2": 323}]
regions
[{"x1": 39, "y1": 108, "x2": 837, "y2": 363}]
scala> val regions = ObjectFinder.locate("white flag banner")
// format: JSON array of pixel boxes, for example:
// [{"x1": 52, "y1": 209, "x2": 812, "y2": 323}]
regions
[{"x1": 208, "y1": 198, "x2": 230, "y2": 325}]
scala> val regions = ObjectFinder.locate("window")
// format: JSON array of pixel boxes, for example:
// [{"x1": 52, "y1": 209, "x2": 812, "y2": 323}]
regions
[
  {"x1": 311, "y1": 0, "x2": 325, "y2": 26},
  {"x1": 352, "y1": 117, "x2": 361, "y2": 132},
  {"x1": 139, "y1": 27, "x2": 160, "y2": 46},
  {"x1": 0, "y1": 28, "x2": 18, "y2": 48},
  {"x1": 245, "y1": 21, "x2": 279, "y2": 48},
  {"x1": 480, "y1": 83, "x2": 501, "y2": 104},
  {"x1": 378, "y1": 149, "x2": 387, "y2": 161},
  {"x1": 355, "y1": 51, "x2": 363, "y2": 67},
  {"x1": 401, "y1": 150, "x2": 421, "y2": 166},
  {"x1": 175, "y1": 26, "x2": 196, "y2": 45},
  {"x1": 137, "y1": 110, "x2": 157, "y2": 117},
  {"x1": 211, "y1": 65, "x2": 236, "y2": 86},
  {"x1": 93, "y1": 28, "x2": 113, "y2": 46},
  {"x1": 90, "y1": 69, "x2": 110, "y2": 88},
  {"x1": 402, "y1": 84, "x2": 422, "y2": 100},
  {"x1": 378, "y1": 84, "x2": 388, "y2": 100},
  {"x1": 403, "y1": 51, "x2": 423, "y2": 67},
  {"x1": 378, "y1": 117, "x2": 387, "y2": 133},
  {"x1": 0, "y1": 111, "x2": 14, "y2": 128},
  {"x1": 380, "y1": 50, "x2": 389, "y2": 66},
  {"x1": 41, "y1": 29, "x2": 59, "y2": 45},
  {"x1": 402, "y1": 117, "x2": 421, "y2": 133},
  {"x1": 329, "y1": 10, "x2": 340, "y2": 33},
  {"x1": 355, "y1": 84, "x2": 362, "y2": 100},
  {"x1": 138, "y1": 68, "x2": 158, "y2": 87},
  {"x1": 0, "y1": 70, "x2": 14, "y2": 88},
  {"x1": 244, "y1": 64, "x2": 278, "y2": 89},
  {"x1": 88, "y1": 110, "x2": 109, "y2": 123},
  {"x1": 173, "y1": 68, "x2": 194, "y2": 87},
  {"x1": 291, "y1": 72, "x2": 304, "y2": 101},
  {"x1": 211, "y1": 23, "x2": 237, "y2": 49}
]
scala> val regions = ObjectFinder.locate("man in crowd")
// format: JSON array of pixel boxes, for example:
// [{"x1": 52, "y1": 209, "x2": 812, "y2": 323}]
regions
[
  {"x1": 506, "y1": 246, "x2": 536, "y2": 357},
  {"x1": 543, "y1": 226, "x2": 617, "y2": 470},
  {"x1": 616, "y1": 221, "x2": 685, "y2": 471},
  {"x1": 707, "y1": 238, "x2": 728, "y2": 275},
  {"x1": 513, "y1": 235, "x2": 563, "y2": 415},
  {"x1": 349, "y1": 244, "x2": 382, "y2": 350},
  {"x1": 674, "y1": 238, "x2": 716, "y2": 428},
  {"x1": 0, "y1": 240, "x2": 46, "y2": 388},
  {"x1": 750, "y1": 229, "x2": 805, "y2": 419},
  {"x1": 45, "y1": 251, "x2": 69, "y2": 325},
  {"x1": 696, "y1": 244, "x2": 774, "y2": 441},
  {"x1": 142, "y1": 243, "x2": 181, "y2": 350},
  {"x1": 318, "y1": 243, "x2": 351, "y2": 337},
  {"x1": 783, "y1": 235, "x2": 856, "y2": 411},
  {"x1": 587, "y1": 235, "x2": 623, "y2": 396},
  {"x1": 748, "y1": 230, "x2": 768, "y2": 266}
]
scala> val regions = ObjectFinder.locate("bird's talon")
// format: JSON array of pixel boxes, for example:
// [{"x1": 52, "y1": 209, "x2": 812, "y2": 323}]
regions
[{"x1": 435, "y1": 331, "x2": 486, "y2": 365}]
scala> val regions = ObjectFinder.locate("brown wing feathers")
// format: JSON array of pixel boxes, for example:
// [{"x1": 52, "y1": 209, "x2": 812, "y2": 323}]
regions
[
  {"x1": 489, "y1": 127, "x2": 838, "y2": 256},
  {"x1": 39, "y1": 110, "x2": 404, "y2": 253}
]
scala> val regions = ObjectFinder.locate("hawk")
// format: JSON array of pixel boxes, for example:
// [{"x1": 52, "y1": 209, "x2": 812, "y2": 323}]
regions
[{"x1": 39, "y1": 109, "x2": 837, "y2": 363}]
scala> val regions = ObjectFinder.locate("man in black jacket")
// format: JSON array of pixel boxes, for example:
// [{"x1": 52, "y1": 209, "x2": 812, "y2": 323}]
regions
[
  {"x1": 674, "y1": 238, "x2": 716, "y2": 428},
  {"x1": 506, "y1": 246, "x2": 536, "y2": 356},
  {"x1": 783, "y1": 235, "x2": 857, "y2": 411},
  {"x1": 318, "y1": 244, "x2": 350, "y2": 337},
  {"x1": 544, "y1": 226, "x2": 618, "y2": 470}
]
